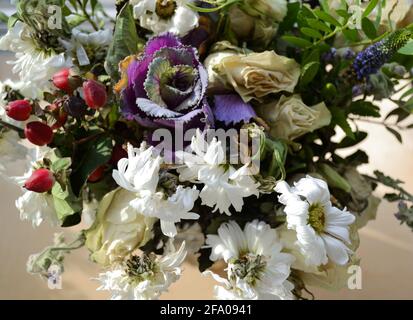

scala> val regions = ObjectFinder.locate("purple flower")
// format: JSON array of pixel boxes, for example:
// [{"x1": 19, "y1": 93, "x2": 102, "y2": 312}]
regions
[
  {"x1": 120, "y1": 33, "x2": 213, "y2": 132},
  {"x1": 213, "y1": 94, "x2": 256, "y2": 125}
]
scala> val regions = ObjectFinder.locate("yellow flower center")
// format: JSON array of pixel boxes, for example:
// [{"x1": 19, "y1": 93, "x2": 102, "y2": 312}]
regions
[
  {"x1": 308, "y1": 203, "x2": 325, "y2": 234},
  {"x1": 155, "y1": 0, "x2": 177, "y2": 19}
]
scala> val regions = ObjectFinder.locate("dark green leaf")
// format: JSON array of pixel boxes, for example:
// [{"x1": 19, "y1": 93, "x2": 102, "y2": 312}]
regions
[
  {"x1": 331, "y1": 107, "x2": 355, "y2": 139},
  {"x1": 385, "y1": 126, "x2": 403, "y2": 143},
  {"x1": 314, "y1": 9, "x2": 341, "y2": 27},
  {"x1": 343, "y1": 29, "x2": 359, "y2": 42},
  {"x1": 300, "y1": 61, "x2": 320, "y2": 86},
  {"x1": 362, "y1": 17, "x2": 377, "y2": 39},
  {"x1": 306, "y1": 18, "x2": 332, "y2": 33},
  {"x1": 337, "y1": 131, "x2": 368, "y2": 148},
  {"x1": 105, "y1": 4, "x2": 141, "y2": 81},
  {"x1": 71, "y1": 134, "x2": 113, "y2": 196},
  {"x1": 349, "y1": 100, "x2": 381, "y2": 117},
  {"x1": 281, "y1": 35, "x2": 312, "y2": 48},
  {"x1": 300, "y1": 27, "x2": 322, "y2": 39}
]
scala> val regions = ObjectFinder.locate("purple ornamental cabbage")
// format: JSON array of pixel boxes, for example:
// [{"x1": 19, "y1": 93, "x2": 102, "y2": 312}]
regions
[{"x1": 120, "y1": 33, "x2": 213, "y2": 132}]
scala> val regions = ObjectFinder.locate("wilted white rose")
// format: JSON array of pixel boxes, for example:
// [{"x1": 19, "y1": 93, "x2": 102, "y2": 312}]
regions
[
  {"x1": 207, "y1": 51, "x2": 300, "y2": 102},
  {"x1": 256, "y1": 95, "x2": 331, "y2": 141}
]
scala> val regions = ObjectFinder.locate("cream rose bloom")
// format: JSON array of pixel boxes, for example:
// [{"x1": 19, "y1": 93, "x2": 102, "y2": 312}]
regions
[
  {"x1": 207, "y1": 50, "x2": 300, "y2": 102},
  {"x1": 256, "y1": 95, "x2": 331, "y2": 141},
  {"x1": 85, "y1": 188, "x2": 155, "y2": 267}
]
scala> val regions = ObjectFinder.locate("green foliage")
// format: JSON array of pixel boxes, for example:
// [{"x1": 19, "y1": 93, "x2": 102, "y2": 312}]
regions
[{"x1": 105, "y1": 3, "x2": 143, "y2": 81}]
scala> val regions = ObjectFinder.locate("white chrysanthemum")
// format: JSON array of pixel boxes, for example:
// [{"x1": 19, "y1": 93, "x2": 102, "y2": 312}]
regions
[
  {"x1": 113, "y1": 143, "x2": 162, "y2": 194},
  {"x1": 60, "y1": 27, "x2": 113, "y2": 66},
  {"x1": 15, "y1": 189, "x2": 58, "y2": 227},
  {"x1": 113, "y1": 143, "x2": 200, "y2": 237},
  {"x1": 96, "y1": 241, "x2": 187, "y2": 300},
  {"x1": 131, "y1": 0, "x2": 199, "y2": 36},
  {"x1": 0, "y1": 130, "x2": 27, "y2": 179},
  {"x1": 275, "y1": 175, "x2": 356, "y2": 266},
  {"x1": 0, "y1": 22, "x2": 72, "y2": 99},
  {"x1": 176, "y1": 130, "x2": 260, "y2": 215},
  {"x1": 13, "y1": 146, "x2": 58, "y2": 227},
  {"x1": 205, "y1": 220, "x2": 295, "y2": 300},
  {"x1": 130, "y1": 185, "x2": 200, "y2": 238}
]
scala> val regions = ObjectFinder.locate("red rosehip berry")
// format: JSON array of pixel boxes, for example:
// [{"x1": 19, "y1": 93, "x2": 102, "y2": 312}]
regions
[
  {"x1": 24, "y1": 168, "x2": 55, "y2": 193},
  {"x1": 88, "y1": 165, "x2": 105, "y2": 182},
  {"x1": 52, "y1": 68, "x2": 72, "y2": 93},
  {"x1": 5, "y1": 100, "x2": 32, "y2": 121},
  {"x1": 83, "y1": 79, "x2": 107, "y2": 109},
  {"x1": 109, "y1": 144, "x2": 128, "y2": 166},
  {"x1": 24, "y1": 121, "x2": 54, "y2": 146}
]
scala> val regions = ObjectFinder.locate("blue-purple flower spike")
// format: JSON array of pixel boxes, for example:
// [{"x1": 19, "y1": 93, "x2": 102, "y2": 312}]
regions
[{"x1": 352, "y1": 29, "x2": 411, "y2": 80}]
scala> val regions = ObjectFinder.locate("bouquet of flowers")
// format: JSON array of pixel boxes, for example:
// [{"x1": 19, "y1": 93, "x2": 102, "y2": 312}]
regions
[{"x1": 1, "y1": 0, "x2": 413, "y2": 300}]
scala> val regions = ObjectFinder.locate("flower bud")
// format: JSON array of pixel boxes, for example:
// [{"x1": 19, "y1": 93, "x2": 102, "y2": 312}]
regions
[
  {"x1": 24, "y1": 168, "x2": 55, "y2": 193},
  {"x1": 24, "y1": 121, "x2": 54, "y2": 146},
  {"x1": 83, "y1": 80, "x2": 107, "y2": 109},
  {"x1": 52, "y1": 68, "x2": 81, "y2": 94},
  {"x1": 5, "y1": 100, "x2": 32, "y2": 121},
  {"x1": 63, "y1": 96, "x2": 87, "y2": 118}
]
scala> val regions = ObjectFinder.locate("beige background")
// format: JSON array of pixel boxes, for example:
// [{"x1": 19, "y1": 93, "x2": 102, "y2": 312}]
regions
[{"x1": 0, "y1": 0, "x2": 413, "y2": 299}]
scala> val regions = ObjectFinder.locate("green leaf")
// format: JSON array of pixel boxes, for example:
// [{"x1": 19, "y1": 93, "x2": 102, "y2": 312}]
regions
[
  {"x1": 398, "y1": 40, "x2": 413, "y2": 55},
  {"x1": 363, "y1": 0, "x2": 379, "y2": 18},
  {"x1": 337, "y1": 131, "x2": 368, "y2": 148},
  {"x1": 385, "y1": 126, "x2": 403, "y2": 143},
  {"x1": 71, "y1": 134, "x2": 113, "y2": 196},
  {"x1": 362, "y1": 17, "x2": 377, "y2": 39},
  {"x1": 306, "y1": 18, "x2": 332, "y2": 33},
  {"x1": 318, "y1": 163, "x2": 352, "y2": 193},
  {"x1": 51, "y1": 157, "x2": 72, "y2": 173},
  {"x1": 264, "y1": 138, "x2": 287, "y2": 181},
  {"x1": 105, "y1": 4, "x2": 141, "y2": 81},
  {"x1": 0, "y1": 11, "x2": 8, "y2": 23},
  {"x1": 331, "y1": 107, "x2": 355, "y2": 139},
  {"x1": 52, "y1": 181, "x2": 82, "y2": 224},
  {"x1": 281, "y1": 35, "x2": 312, "y2": 48},
  {"x1": 314, "y1": 9, "x2": 341, "y2": 27},
  {"x1": 300, "y1": 61, "x2": 320, "y2": 86},
  {"x1": 401, "y1": 87, "x2": 413, "y2": 99},
  {"x1": 343, "y1": 29, "x2": 359, "y2": 42},
  {"x1": 300, "y1": 27, "x2": 322, "y2": 39},
  {"x1": 349, "y1": 100, "x2": 381, "y2": 117}
]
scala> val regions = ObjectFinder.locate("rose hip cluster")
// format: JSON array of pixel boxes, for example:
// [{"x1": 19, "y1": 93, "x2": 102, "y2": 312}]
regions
[
  {"x1": 6, "y1": 68, "x2": 112, "y2": 193},
  {"x1": 5, "y1": 68, "x2": 108, "y2": 147}
]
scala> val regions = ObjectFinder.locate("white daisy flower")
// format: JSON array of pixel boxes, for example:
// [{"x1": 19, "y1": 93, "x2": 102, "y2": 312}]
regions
[
  {"x1": 0, "y1": 21, "x2": 72, "y2": 99},
  {"x1": 13, "y1": 146, "x2": 58, "y2": 227},
  {"x1": 131, "y1": 0, "x2": 199, "y2": 36},
  {"x1": 176, "y1": 130, "x2": 260, "y2": 216},
  {"x1": 275, "y1": 175, "x2": 356, "y2": 267},
  {"x1": 96, "y1": 241, "x2": 187, "y2": 300},
  {"x1": 205, "y1": 220, "x2": 295, "y2": 300},
  {"x1": 113, "y1": 143, "x2": 200, "y2": 237}
]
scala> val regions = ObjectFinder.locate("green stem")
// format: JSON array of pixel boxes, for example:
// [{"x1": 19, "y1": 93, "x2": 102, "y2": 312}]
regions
[
  {"x1": 77, "y1": 0, "x2": 99, "y2": 31},
  {"x1": 0, "y1": 119, "x2": 25, "y2": 135}
]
